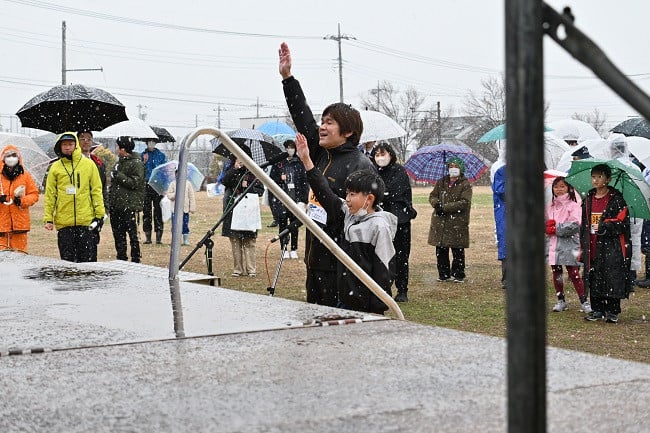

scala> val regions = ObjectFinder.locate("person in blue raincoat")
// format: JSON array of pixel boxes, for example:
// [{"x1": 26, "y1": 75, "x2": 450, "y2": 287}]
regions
[{"x1": 492, "y1": 164, "x2": 507, "y2": 289}]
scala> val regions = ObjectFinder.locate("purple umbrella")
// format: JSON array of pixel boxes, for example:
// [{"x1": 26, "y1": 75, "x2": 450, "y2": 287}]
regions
[{"x1": 404, "y1": 143, "x2": 488, "y2": 183}]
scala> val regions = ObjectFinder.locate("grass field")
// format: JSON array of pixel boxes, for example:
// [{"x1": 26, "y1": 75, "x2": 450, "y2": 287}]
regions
[{"x1": 24, "y1": 185, "x2": 649, "y2": 364}]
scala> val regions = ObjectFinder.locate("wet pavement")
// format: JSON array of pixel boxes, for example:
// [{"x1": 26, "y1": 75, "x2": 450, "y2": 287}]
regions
[{"x1": 1, "y1": 252, "x2": 649, "y2": 432}]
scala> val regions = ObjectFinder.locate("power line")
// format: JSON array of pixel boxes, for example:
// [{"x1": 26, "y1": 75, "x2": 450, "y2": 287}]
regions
[{"x1": 4, "y1": 0, "x2": 322, "y2": 39}]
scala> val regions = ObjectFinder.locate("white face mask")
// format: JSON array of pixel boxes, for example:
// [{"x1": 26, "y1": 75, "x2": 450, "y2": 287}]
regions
[
  {"x1": 375, "y1": 155, "x2": 390, "y2": 167},
  {"x1": 4, "y1": 156, "x2": 19, "y2": 167},
  {"x1": 448, "y1": 167, "x2": 461, "y2": 178},
  {"x1": 352, "y1": 197, "x2": 369, "y2": 217},
  {"x1": 287, "y1": 148, "x2": 296, "y2": 157}
]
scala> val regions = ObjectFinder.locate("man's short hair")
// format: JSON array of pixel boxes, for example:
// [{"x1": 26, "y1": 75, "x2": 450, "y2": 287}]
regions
[
  {"x1": 116, "y1": 136, "x2": 135, "y2": 153},
  {"x1": 322, "y1": 103, "x2": 363, "y2": 145},
  {"x1": 345, "y1": 169, "x2": 385, "y2": 210}
]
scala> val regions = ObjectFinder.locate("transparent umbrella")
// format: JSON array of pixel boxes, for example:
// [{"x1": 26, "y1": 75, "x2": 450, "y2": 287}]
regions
[
  {"x1": 0, "y1": 132, "x2": 52, "y2": 185},
  {"x1": 148, "y1": 161, "x2": 205, "y2": 195}
]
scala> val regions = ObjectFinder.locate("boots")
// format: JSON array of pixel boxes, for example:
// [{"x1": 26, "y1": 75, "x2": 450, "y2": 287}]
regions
[
  {"x1": 143, "y1": 231, "x2": 152, "y2": 244},
  {"x1": 155, "y1": 230, "x2": 163, "y2": 244},
  {"x1": 182, "y1": 234, "x2": 190, "y2": 246},
  {"x1": 636, "y1": 258, "x2": 650, "y2": 288},
  {"x1": 394, "y1": 290, "x2": 408, "y2": 302}
]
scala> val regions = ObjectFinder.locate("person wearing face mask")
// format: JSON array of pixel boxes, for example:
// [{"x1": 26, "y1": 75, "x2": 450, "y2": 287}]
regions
[
  {"x1": 279, "y1": 42, "x2": 375, "y2": 307},
  {"x1": 43, "y1": 132, "x2": 105, "y2": 262},
  {"x1": 269, "y1": 139, "x2": 308, "y2": 259},
  {"x1": 373, "y1": 142, "x2": 417, "y2": 302},
  {"x1": 141, "y1": 138, "x2": 168, "y2": 244},
  {"x1": 428, "y1": 157, "x2": 473, "y2": 283},
  {"x1": 295, "y1": 133, "x2": 397, "y2": 314},
  {"x1": 0, "y1": 145, "x2": 40, "y2": 252}
]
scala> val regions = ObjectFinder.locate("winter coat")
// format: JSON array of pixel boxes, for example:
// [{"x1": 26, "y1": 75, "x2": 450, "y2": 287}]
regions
[
  {"x1": 428, "y1": 175, "x2": 472, "y2": 249},
  {"x1": 109, "y1": 152, "x2": 145, "y2": 213},
  {"x1": 269, "y1": 156, "x2": 308, "y2": 203},
  {"x1": 377, "y1": 162, "x2": 416, "y2": 224},
  {"x1": 580, "y1": 187, "x2": 632, "y2": 299},
  {"x1": 0, "y1": 144, "x2": 40, "y2": 233},
  {"x1": 283, "y1": 76, "x2": 375, "y2": 271},
  {"x1": 43, "y1": 133, "x2": 105, "y2": 229},
  {"x1": 141, "y1": 148, "x2": 167, "y2": 181},
  {"x1": 545, "y1": 193, "x2": 581, "y2": 266},
  {"x1": 306, "y1": 166, "x2": 397, "y2": 314},
  {"x1": 492, "y1": 164, "x2": 506, "y2": 260},
  {"x1": 221, "y1": 165, "x2": 264, "y2": 239},
  {"x1": 166, "y1": 180, "x2": 196, "y2": 214}
]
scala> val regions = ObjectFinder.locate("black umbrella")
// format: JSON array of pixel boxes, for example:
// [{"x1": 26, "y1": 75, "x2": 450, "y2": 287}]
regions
[
  {"x1": 150, "y1": 126, "x2": 176, "y2": 143},
  {"x1": 610, "y1": 117, "x2": 650, "y2": 139},
  {"x1": 211, "y1": 128, "x2": 283, "y2": 166},
  {"x1": 16, "y1": 84, "x2": 128, "y2": 133}
]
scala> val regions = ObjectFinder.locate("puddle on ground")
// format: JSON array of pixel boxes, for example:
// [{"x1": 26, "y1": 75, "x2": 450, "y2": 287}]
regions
[{"x1": 23, "y1": 265, "x2": 123, "y2": 292}]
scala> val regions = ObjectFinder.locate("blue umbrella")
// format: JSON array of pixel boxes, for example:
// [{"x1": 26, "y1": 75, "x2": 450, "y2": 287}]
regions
[
  {"x1": 478, "y1": 123, "x2": 553, "y2": 142},
  {"x1": 272, "y1": 133, "x2": 296, "y2": 146},
  {"x1": 148, "y1": 160, "x2": 205, "y2": 195},
  {"x1": 404, "y1": 143, "x2": 488, "y2": 183},
  {"x1": 257, "y1": 120, "x2": 295, "y2": 136}
]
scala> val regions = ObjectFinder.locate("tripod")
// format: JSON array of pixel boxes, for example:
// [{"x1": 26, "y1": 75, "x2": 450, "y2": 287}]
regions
[{"x1": 267, "y1": 238, "x2": 290, "y2": 296}]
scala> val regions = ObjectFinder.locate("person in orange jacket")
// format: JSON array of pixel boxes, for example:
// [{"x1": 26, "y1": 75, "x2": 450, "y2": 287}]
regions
[{"x1": 0, "y1": 144, "x2": 40, "y2": 253}]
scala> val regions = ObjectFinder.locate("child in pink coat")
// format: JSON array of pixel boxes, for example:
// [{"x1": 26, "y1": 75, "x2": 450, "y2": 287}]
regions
[{"x1": 545, "y1": 177, "x2": 591, "y2": 313}]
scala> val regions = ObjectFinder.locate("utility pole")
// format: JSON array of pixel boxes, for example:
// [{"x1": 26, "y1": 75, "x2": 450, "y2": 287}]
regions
[
  {"x1": 324, "y1": 23, "x2": 355, "y2": 103},
  {"x1": 61, "y1": 20, "x2": 102, "y2": 85},
  {"x1": 214, "y1": 104, "x2": 222, "y2": 129},
  {"x1": 437, "y1": 101, "x2": 442, "y2": 144},
  {"x1": 137, "y1": 104, "x2": 148, "y2": 121}
]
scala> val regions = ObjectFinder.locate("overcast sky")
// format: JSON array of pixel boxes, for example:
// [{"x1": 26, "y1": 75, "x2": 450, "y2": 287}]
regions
[{"x1": 1, "y1": 0, "x2": 649, "y2": 138}]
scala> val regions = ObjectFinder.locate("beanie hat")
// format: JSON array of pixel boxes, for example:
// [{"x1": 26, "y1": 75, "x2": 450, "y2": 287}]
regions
[{"x1": 447, "y1": 157, "x2": 465, "y2": 174}]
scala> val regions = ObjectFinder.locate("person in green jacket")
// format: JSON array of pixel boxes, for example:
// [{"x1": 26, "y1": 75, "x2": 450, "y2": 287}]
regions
[
  {"x1": 109, "y1": 136, "x2": 145, "y2": 263},
  {"x1": 43, "y1": 132, "x2": 105, "y2": 262}
]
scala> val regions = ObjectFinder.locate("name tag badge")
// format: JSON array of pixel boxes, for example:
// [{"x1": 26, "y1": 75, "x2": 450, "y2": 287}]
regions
[
  {"x1": 287, "y1": 182, "x2": 295, "y2": 190},
  {"x1": 307, "y1": 189, "x2": 327, "y2": 225},
  {"x1": 66, "y1": 185, "x2": 77, "y2": 195}
]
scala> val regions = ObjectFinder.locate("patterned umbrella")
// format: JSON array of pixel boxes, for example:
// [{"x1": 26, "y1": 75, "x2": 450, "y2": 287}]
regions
[
  {"x1": 404, "y1": 143, "x2": 488, "y2": 183},
  {"x1": 211, "y1": 128, "x2": 284, "y2": 166},
  {"x1": 148, "y1": 161, "x2": 205, "y2": 195},
  {"x1": 16, "y1": 84, "x2": 128, "y2": 133}
]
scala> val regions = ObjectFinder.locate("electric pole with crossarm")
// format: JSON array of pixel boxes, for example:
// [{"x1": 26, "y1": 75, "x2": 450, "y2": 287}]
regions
[{"x1": 324, "y1": 24, "x2": 355, "y2": 103}]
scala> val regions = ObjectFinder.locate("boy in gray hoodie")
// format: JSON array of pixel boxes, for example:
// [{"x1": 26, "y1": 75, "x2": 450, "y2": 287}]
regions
[{"x1": 295, "y1": 133, "x2": 397, "y2": 314}]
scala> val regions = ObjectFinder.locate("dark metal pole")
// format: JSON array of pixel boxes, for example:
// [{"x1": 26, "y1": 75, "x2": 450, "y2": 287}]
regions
[{"x1": 505, "y1": 1, "x2": 546, "y2": 432}]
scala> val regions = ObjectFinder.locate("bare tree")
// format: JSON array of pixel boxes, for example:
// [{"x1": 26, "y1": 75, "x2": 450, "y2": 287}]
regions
[
  {"x1": 461, "y1": 76, "x2": 507, "y2": 163},
  {"x1": 360, "y1": 80, "x2": 440, "y2": 161},
  {"x1": 463, "y1": 75, "x2": 506, "y2": 129},
  {"x1": 572, "y1": 108, "x2": 608, "y2": 136}
]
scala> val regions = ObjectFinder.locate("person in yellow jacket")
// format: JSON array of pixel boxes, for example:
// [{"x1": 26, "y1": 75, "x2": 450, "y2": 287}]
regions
[
  {"x1": 43, "y1": 132, "x2": 105, "y2": 262},
  {"x1": 0, "y1": 144, "x2": 40, "y2": 252}
]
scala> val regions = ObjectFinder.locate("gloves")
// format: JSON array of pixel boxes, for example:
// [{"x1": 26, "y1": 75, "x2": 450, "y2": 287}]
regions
[
  {"x1": 14, "y1": 196, "x2": 21, "y2": 206},
  {"x1": 89, "y1": 217, "x2": 104, "y2": 233},
  {"x1": 0, "y1": 195, "x2": 6, "y2": 203},
  {"x1": 435, "y1": 203, "x2": 445, "y2": 216},
  {"x1": 545, "y1": 219, "x2": 556, "y2": 235}
]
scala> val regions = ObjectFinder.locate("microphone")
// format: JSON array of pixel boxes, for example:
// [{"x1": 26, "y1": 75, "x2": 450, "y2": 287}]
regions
[
  {"x1": 259, "y1": 152, "x2": 289, "y2": 169},
  {"x1": 270, "y1": 220, "x2": 304, "y2": 243}
]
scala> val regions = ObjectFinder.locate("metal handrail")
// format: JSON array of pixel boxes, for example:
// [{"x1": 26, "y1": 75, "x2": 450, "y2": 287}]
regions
[{"x1": 167, "y1": 127, "x2": 404, "y2": 337}]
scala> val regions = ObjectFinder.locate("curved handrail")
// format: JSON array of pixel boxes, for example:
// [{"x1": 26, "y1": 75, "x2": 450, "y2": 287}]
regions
[{"x1": 168, "y1": 127, "x2": 404, "y2": 329}]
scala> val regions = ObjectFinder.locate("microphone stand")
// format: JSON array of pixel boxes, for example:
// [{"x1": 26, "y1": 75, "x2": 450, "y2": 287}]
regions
[
  {"x1": 267, "y1": 238, "x2": 289, "y2": 296},
  {"x1": 178, "y1": 178, "x2": 261, "y2": 276}
]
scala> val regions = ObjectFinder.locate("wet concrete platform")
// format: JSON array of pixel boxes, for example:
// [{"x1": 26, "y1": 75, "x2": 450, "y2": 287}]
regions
[{"x1": 1, "y1": 252, "x2": 648, "y2": 432}]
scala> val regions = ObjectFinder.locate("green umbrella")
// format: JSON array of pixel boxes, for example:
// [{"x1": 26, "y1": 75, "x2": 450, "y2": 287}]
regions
[
  {"x1": 477, "y1": 123, "x2": 553, "y2": 142},
  {"x1": 565, "y1": 159, "x2": 650, "y2": 219}
]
